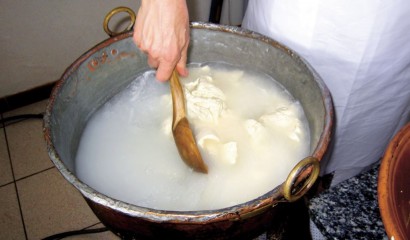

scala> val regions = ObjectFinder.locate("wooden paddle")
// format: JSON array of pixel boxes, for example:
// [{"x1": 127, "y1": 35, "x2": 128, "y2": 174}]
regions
[{"x1": 170, "y1": 70, "x2": 208, "y2": 173}]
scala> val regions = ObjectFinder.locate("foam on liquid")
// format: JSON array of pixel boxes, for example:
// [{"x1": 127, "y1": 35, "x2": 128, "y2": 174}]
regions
[{"x1": 75, "y1": 63, "x2": 310, "y2": 211}]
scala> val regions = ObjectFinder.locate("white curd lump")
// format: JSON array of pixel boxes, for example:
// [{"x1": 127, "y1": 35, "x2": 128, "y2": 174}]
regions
[{"x1": 75, "y1": 63, "x2": 310, "y2": 211}]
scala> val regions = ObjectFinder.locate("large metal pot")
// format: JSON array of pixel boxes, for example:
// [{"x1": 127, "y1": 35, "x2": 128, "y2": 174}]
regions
[{"x1": 43, "y1": 22, "x2": 333, "y2": 239}]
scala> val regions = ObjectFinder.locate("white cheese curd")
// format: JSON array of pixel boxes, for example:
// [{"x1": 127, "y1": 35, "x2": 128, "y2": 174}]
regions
[{"x1": 75, "y1": 62, "x2": 310, "y2": 211}]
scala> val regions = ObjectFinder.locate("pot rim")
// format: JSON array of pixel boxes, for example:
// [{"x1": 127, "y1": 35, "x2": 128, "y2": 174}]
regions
[{"x1": 43, "y1": 22, "x2": 333, "y2": 223}]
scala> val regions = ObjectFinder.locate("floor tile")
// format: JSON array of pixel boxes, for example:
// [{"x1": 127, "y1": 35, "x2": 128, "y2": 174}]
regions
[
  {"x1": 0, "y1": 184, "x2": 26, "y2": 240},
  {"x1": 69, "y1": 223, "x2": 119, "y2": 240},
  {"x1": 0, "y1": 128, "x2": 13, "y2": 186},
  {"x1": 5, "y1": 117, "x2": 53, "y2": 180},
  {"x1": 17, "y1": 168, "x2": 100, "y2": 240},
  {"x1": 3, "y1": 99, "x2": 48, "y2": 118}
]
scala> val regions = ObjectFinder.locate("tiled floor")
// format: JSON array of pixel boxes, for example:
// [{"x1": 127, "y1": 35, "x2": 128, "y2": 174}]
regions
[{"x1": 0, "y1": 100, "x2": 118, "y2": 240}]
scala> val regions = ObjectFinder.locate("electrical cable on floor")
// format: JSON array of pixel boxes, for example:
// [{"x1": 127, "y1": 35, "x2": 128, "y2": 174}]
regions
[
  {"x1": 41, "y1": 227, "x2": 109, "y2": 240},
  {"x1": 0, "y1": 113, "x2": 44, "y2": 128}
]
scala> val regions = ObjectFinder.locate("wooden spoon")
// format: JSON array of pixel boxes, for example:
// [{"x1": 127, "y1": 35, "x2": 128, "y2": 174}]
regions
[{"x1": 170, "y1": 70, "x2": 208, "y2": 173}]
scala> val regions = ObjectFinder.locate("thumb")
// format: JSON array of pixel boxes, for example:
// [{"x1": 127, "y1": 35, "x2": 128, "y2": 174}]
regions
[{"x1": 176, "y1": 45, "x2": 189, "y2": 77}]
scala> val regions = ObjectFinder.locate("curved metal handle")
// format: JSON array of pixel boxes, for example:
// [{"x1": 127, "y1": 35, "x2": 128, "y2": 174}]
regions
[
  {"x1": 103, "y1": 6, "x2": 136, "y2": 37},
  {"x1": 283, "y1": 156, "x2": 320, "y2": 202}
]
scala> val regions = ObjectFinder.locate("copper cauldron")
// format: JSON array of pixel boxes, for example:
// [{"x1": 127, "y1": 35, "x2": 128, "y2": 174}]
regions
[{"x1": 43, "y1": 19, "x2": 333, "y2": 239}]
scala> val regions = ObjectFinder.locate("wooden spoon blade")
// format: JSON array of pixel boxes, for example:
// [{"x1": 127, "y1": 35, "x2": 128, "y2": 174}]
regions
[
  {"x1": 170, "y1": 70, "x2": 208, "y2": 173},
  {"x1": 172, "y1": 118, "x2": 208, "y2": 173}
]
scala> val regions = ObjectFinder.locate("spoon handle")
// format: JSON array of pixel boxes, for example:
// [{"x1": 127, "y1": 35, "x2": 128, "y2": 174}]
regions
[{"x1": 170, "y1": 70, "x2": 186, "y2": 130}]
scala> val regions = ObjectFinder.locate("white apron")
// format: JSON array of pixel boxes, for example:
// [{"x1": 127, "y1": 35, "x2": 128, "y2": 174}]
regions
[{"x1": 243, "y1": 0, "x2": 410, "y2": 183}]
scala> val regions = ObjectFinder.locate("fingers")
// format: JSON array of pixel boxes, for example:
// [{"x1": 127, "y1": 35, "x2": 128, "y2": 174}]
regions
[
  {"x1": 142, "y1": 37, "x2": 186, "y2": 81},
  {"x1": 148, "y1": 59, "x2": 188, "y2": 82},
  {"x1": 147, "y1": 51, "x2": 180, "y2": 81},
  {"x1": 154, "y1": 28, "x2": 190, "y2": 81},
  {"x1": 156, "y1": 60, "x2": 176, "y2": 82},
  {"x1": 137, "y1": 37, "x2": 187, "y2": 81},
  {"x1": 146, "y1": 46, "x2": 179, "y2": 81},
  {"x1": 140, "y1": 36, "x2": 188, "y2": 81}
]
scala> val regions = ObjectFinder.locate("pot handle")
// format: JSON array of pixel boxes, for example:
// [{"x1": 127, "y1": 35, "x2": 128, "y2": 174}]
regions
[
  {"x1": 282, "y1": 156, "x2": 320, "y2": 202},
  {"x1": 103, "y1": 6, "x2": 136, "y2": 37}
]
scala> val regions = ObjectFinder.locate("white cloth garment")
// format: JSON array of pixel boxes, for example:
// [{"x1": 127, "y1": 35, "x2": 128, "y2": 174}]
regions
[{"x1": 243, "y1": 0, "x2": 410, "y2": 183}]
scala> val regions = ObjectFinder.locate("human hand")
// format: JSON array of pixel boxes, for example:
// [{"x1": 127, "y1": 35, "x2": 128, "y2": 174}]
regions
[{"x1": 133, "y1": 0, "x2": 190, "y2": 81}]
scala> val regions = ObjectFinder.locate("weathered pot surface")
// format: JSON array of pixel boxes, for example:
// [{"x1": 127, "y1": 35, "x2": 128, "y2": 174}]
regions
[{"x1": 43, "y1": 22, "x2": 333, "y2": 239}]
